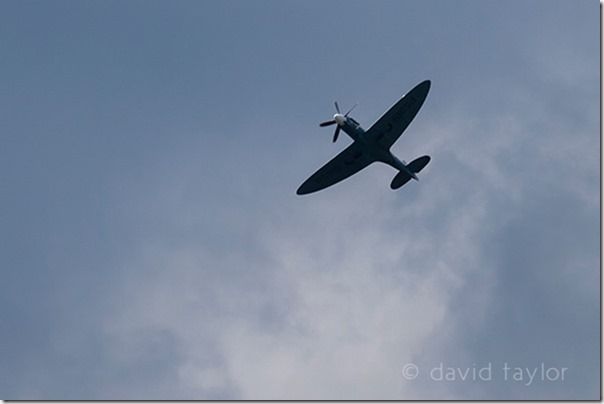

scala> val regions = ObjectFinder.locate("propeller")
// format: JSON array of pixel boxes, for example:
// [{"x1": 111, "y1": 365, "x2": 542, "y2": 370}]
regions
[
  {"x1": 332, "y1": 126, "x2": 341, "y2": 143},
  {"x1": 344, "y1": 103, "x2": 357, "y2": 116},
  {"x1": 319, "y1": 101, "x2": 357, "y2": 143},
  {"x1": 319, "y1": 120, "x2": 336, "y2": 127}
]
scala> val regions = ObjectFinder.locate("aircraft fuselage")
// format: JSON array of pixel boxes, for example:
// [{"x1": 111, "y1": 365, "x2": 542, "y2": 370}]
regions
[{"x1": 337, "y1": 118, "x2": 411, "y2": 175}]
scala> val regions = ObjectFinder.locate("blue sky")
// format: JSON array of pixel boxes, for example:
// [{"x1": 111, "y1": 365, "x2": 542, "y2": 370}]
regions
[{"x1": 0, "y1": 0, "x2": 599, "y2": 399}]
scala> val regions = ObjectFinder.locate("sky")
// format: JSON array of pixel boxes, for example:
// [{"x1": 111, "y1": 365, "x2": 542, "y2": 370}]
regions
[{"x1": 0, "y1": 0, "x2": 600, "y2": 400}]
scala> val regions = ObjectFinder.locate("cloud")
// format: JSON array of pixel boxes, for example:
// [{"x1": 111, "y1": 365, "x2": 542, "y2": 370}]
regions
[
  {"x1": 0, "y1": 1, "x2": 598, "y2": 400},
  {"x1": 88, "y1": 109, "x2": 503, "y2": 399}
]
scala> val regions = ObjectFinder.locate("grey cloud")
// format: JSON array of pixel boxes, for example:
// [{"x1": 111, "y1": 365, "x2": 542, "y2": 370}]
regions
[{"x1": 0, "y1": 0, "x2": 598, "y2": 400}]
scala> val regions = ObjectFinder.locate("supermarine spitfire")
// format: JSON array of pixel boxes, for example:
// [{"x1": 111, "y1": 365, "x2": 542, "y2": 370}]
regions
[{"x1": 297, "y1": 80, "x2": 431, "y2": 195}]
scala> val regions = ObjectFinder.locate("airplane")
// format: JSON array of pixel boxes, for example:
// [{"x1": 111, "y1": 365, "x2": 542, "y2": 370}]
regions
[{"x1": 297, "y1": 80, "x2": 432, "y2": 195}]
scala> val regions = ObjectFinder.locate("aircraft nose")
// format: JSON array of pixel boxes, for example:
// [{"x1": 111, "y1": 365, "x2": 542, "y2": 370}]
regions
[{"x1": 334, "y1": 114, "x2": 345, "y2": 125}]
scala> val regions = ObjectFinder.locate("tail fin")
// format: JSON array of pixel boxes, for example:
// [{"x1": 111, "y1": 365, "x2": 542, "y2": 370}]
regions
[{"x1": 390, "y1": 155, "x2": 431, "y2": 189}]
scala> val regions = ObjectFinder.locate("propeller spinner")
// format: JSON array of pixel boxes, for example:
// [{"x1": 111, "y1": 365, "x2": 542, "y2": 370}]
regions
[{"x1": 319, "y1": 102, "x2": 357, "y2": 143}]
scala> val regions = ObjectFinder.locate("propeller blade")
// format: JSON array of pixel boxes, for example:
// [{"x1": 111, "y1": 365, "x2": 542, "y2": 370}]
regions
[
  {"x1": 332, "y1": 126, "x2": 341, "y2": 142},
  {"x1": 334, "y1": 101, "x2": 341, "y2": 114},
  {"x1": 344, "y1": 103, "x2": 357, "y2": 116},
  {"x1": 319, "y1": 120, "x2": 336, "y2": 127}
]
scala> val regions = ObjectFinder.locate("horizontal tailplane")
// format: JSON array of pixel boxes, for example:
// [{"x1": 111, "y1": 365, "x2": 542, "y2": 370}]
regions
[{"x1": 390, "y1": 155, "x2": 431, "y2": 190}]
